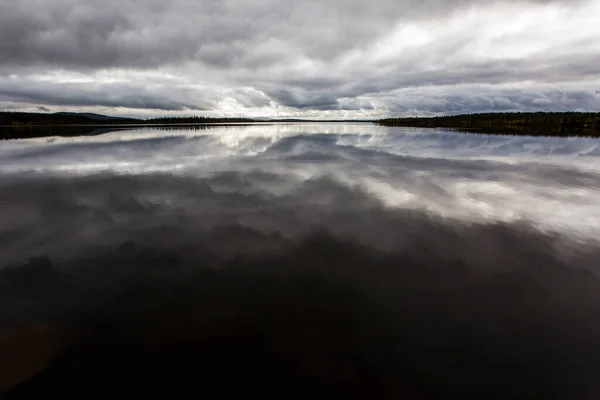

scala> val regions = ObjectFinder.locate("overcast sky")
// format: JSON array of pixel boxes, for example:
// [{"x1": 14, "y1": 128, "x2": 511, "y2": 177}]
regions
[{"x1": 1, "y1": 0, "x2": 599, "y2": 118}]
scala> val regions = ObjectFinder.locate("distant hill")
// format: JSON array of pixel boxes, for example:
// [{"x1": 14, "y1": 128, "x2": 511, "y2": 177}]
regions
[
  {"x1": 0, "y1": 112, "x2": 136, "y2": 126},
  {"x1": 53, "y1": 112, "x2": 136, "y2": 121},
  {"x1": 0, "y1": 112, "x2": 255, "y2": 127},
  {"x1": 0, "y1": 111, "x2": 368, "y2": 127}
]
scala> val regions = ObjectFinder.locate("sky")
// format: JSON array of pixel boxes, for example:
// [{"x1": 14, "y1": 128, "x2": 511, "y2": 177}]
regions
[{"x1": 0, "y1": 0, "x2": 599, "y2": 118}]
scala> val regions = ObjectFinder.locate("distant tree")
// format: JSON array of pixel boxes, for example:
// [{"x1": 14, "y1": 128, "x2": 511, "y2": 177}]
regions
[{"x1": 375, "y1": 112, "x2": 600, "y2": 137}]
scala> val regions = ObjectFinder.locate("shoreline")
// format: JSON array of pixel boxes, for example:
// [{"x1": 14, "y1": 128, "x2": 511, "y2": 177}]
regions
[{"x1": 1, "y1": 111, "x2": 600, "y2": 139}]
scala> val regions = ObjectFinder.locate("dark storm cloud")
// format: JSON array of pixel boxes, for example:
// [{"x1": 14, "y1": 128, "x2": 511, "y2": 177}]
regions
[
  {"x1": 0, "y1": 0, "x2": 576, "y2": 69},
  {"x1": 0, "y1": 77, "x2": 220, "y2": 111},
  {"x1": 350, "y1": 54, "x2": 600, "y2": 96},
  {"x1": 251, "y1": 51, "x2": 600, "y2": 108},
  {"x1": 0, "y1": 75, "x2": 278, "y2": 112},
  {"x1": 0, "y1": 1, "x2": 198, "y2": 69},
  {"x1": 250, "y1": 50, "x2": 600, "y2": 114},
  {"x1": 266, "y1": 89, "x2": 340, "y2": 109}
]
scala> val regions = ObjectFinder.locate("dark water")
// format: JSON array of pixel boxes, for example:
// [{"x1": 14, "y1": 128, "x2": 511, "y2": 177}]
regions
[{"x1": 1, "y1": 123, "x2": 600, "y2": 398}]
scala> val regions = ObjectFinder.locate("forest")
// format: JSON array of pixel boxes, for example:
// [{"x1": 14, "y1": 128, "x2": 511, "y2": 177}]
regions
[
  {"x1": 0, "y1": 112, "x2": 256, "y2": 139},
  {"x1": 0, "y1": 112, "x2": 254, "y2": 127},
  {"x1": 376, "y1": 112, "x2": 600, "y2": 137}
]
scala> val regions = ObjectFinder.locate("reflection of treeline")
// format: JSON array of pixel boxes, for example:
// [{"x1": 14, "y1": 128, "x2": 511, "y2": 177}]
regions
[
  {"x1": 376, "y1": 112, "x2": 600, "y2": 137},
  {"x1": 0, "y1": 126, "x2": 132, "y2": 140},
  {"x1": 0, "y1": 112, "x2": 254, "y2": 127},
  {"x1": 141, "y1": 125, "x2": 221, "y2": 132}
]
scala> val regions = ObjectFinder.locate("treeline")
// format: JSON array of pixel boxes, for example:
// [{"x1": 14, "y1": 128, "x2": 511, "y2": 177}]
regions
[
  {"x1": 376, "y1": 112, "x2": 600, "y2": 137},
  {"x1": 0, "y1": 112, "x2": 255, "y2": 127},
  {"x1": 144, "y1": 116, "x2": 254, "y2": 124}
]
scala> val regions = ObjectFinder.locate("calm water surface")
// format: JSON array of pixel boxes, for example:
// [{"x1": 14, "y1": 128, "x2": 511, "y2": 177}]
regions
[
  {"x1": 3, "y1": 123, "x2": 600, "y2": 398},
  {"x1": 1, "y1": 123, "x2": 599, "y2": 240}
]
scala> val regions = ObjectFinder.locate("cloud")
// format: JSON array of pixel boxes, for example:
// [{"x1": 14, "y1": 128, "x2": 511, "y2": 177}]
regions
[
  {"x1": 0, "y1": 0, "x2": 598, "y2": 116},
  {"x1": 0, "y1": 78, "x2": 207, "y2": 111},
  {"x1": 0, "y1": 76, "x2": 278, "y2": 112},
  {"x1": 378, "y1": 85, "x2": 600, "y2": 115}
]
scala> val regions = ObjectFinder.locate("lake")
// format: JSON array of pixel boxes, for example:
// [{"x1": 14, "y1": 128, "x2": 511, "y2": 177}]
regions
[
  {"x1": 2, "y1": 122, "x2": 600, "y2": 397},
  {"x1": 1, "y1": 123, "x2": 599, "y2": 245}
]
